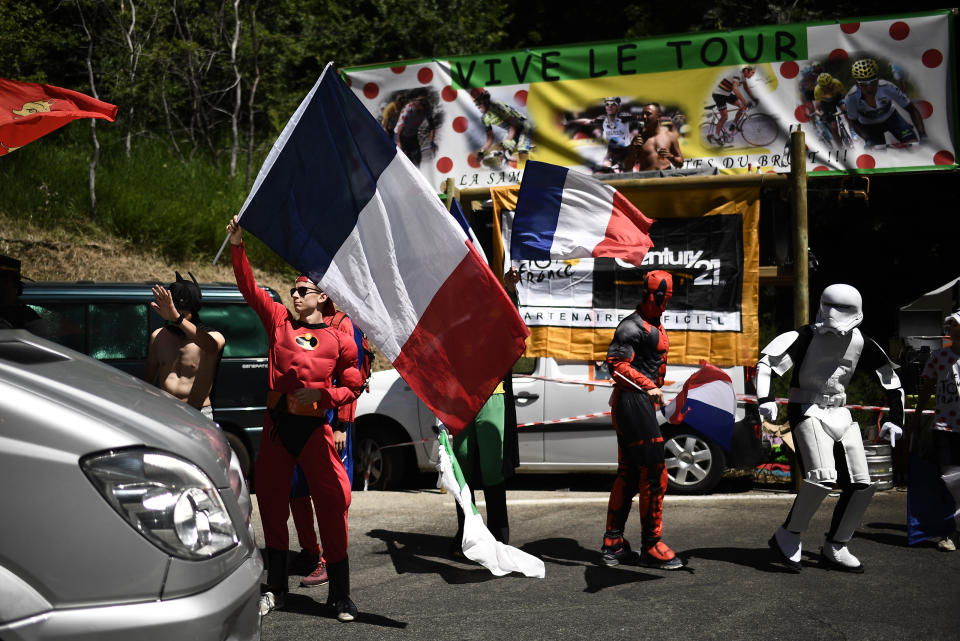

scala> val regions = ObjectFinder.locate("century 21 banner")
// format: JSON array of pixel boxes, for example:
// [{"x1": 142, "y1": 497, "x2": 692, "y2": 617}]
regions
[
  {"x1": 489, "y1": 184, "x2": 761, "y2": 367},
  {"x1": 343, "y1": 10, "x2": 955, "y2": 189}
]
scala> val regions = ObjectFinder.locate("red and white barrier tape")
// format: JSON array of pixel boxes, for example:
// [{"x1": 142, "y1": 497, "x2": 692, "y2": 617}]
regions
[
  {"x1": 736, "y1": 393, "x2": 933, "y2": 414},
  {"x1": 517, "y1": 410, "x2": 611, "y2": 428}
]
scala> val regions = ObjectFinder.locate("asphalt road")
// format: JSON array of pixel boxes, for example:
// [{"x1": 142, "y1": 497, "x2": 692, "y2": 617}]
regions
[{"x1": 254, "y1": 479, "x2": 960, "y2": 640}]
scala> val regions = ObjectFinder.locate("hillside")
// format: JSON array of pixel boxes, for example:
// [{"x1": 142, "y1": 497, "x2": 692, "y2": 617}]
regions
[{"x1": 0, "y1": 212, "x2": 391, "y2": 370}]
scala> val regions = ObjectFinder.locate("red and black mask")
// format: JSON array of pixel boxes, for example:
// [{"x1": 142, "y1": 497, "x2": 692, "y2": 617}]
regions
[{"x1": 638, "y1": 270, "x2": 673, "y2": 320}]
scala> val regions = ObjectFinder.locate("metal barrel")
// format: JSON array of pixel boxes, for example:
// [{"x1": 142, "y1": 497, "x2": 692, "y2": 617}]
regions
[{"x1": 864, "y1": 443, "x2": 894, "y2": 491}]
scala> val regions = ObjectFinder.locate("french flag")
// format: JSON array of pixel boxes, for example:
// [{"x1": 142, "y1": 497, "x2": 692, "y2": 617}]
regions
[
  {"x1": 235, "y1": 63, "x2": 529, "y2": 433},
  {"x1": 660, "y1": 361, "x2": 737, "y2": 452},
  {"x1": 511, "y1": 161, "x2": 655, "y2": 269}
]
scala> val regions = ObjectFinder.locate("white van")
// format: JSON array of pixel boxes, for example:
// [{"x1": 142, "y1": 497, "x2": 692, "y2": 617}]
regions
[{"x1": 353, "y1": 357, "x2": 765, "y2": 493}]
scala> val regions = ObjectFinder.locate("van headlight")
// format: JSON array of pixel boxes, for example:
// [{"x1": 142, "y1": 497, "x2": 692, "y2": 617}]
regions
[{"x1": 82, "y1": 448, "x2": 239, "y2": 559}]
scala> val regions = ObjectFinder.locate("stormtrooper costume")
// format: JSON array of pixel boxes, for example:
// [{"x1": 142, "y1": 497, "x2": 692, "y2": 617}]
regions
[{"x1": 757, "y1": 284, "x2": 904, "y2": 572}]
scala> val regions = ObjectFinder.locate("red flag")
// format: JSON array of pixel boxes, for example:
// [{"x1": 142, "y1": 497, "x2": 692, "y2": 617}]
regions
[{"x1": 0, "y1": 78, "x2": 118, "y2": 155}]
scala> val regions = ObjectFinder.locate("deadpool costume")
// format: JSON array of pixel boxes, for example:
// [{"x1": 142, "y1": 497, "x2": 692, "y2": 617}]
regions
[{"x1": 601, "y1": 270, "x2": 684, "y2": 570}]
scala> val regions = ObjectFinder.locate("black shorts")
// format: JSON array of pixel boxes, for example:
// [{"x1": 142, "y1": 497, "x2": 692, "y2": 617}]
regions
[
  {"x1": 612, "y1": 389, "x2": 665, "y2": 466},
  {"x1": 712, "y1": 93, "x2": 738, "y2": 111}
]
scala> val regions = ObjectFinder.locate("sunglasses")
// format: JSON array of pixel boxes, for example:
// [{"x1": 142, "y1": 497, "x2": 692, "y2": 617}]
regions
[
  {"x1": 290, "y1": 286, "x2": 322, "y2": 298},
  {"x1": 857, "y1": 79, "x2": 878, "y2": 87}
]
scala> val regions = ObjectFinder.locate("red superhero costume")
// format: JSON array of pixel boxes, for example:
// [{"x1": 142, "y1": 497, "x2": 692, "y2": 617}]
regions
[
  {"x1": 601, "y1": 270, "x2": 683, "y2": 570},
  {"x1": 231, "y1": 242, "x2": 363, "y2": 610}
]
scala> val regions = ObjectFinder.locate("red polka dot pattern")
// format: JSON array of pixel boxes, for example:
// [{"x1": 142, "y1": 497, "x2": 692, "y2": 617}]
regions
[
  {"x1": 436, "y1": 157, "x2": 453, "y2": 173},
  {"x1": 452, "y1": 116, "x2": 468, "y2": 133},
  {"x1": 467, "y1": 153, "x2": 481, "y2": 169},
  {"x1": 934, "y1": 150, "x2": 955, "y2": 165},
  {"x1": 441, "y1": 86, "x2": 458, "y2": 102},
  {"x1": 363, "y1": 83, "x2": 379, "y2": 99},
  {"x1": 779, "y1": 61, "x2": 799, "y2": 79},
  {"x1": 391, "y1": 66, "x2": 406, "y2": 74},
  {"x1": 889, "y1": 21, "x2": 910, "y2": 41},
  {"x1": 856, "y1": 155, "x2": 876, "y2": 169},
  {"x1": 813, "y1": 165, "x2": 830, "y2": 171},
  {"x1": 417, "y1": 68, "x2": 433, "y2": 84},
  {"x1": 840, "y1": 23, "x2": 860, "y2": 34},
  {"x1": 794, "y1": 105, "x2": 810, "y2": 123},
  {"x1": 922, "y1": 49, "x2": 944, "y2": 68},
  {"x1": 915, "y1": 100, "x2": 933, "y2": 119},
  {"x1": 514, "y1": 90, "x2": 528, "y2": 106},
  {"x1": 828, "y1": 49, "x2": 848, "y2": 62}
]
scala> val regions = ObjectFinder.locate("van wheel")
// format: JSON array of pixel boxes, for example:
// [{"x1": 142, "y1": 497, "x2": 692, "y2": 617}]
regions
[
  {"x1": 662, "y1": 425, "x2": 725, "y2": 495},
  {"x1": 353, "y1": 426, "x2": 405, "y2": 491},
  {"x1": 224, "y1": 430, "x2": 252, "y2": 479}
]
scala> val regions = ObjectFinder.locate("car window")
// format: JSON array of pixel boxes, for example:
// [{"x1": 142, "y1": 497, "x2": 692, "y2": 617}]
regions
[
  {"x1": 513, "y1": 356, "x2": 537, "y2": 376},
  {"x1": 28, "y1": 303, "x2": 86, "y2": 353},
  {"x1": 202, "y1": 304, "x2": 268, "y2": 358},
  {"x1": 88, "y1": 303, "x2": 149, "y2": 360}
]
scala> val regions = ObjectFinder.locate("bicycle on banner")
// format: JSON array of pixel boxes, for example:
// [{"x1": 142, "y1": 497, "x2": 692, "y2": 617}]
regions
[
  {"x1": 700, "y1": 103, "x2": 779, "y2": 148},
  {"x1": 474, "y1": 140, "x2": 535, "y2": 170}
]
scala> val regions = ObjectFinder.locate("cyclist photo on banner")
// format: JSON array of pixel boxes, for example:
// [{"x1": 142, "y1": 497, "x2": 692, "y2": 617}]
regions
[
  {"x1": 811, "y1": 72, "x2": 854, "y2": 148},
  {"x1": 844, "y1": 56, "x2": 927, "y2": 149},
  {"x1": 700, "y1": 65, "x2": 778, "y2": 149},
  {"x1": 707, "y1": 66, "x2": 759, "y2": 146},
  {"x1": 563, "y1": 96, "x2": 640, "y2": 173},
  {"x1": 471, "y1": 88, "x2": 533, "y2": 169}
]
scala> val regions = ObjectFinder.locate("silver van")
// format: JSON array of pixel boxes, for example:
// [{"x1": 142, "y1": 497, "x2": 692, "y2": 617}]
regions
[{"x1": 0, "y1": 330, "x2": 262, "y2": 640}]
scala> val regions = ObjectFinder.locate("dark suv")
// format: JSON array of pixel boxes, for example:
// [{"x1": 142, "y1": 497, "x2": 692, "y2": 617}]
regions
[{"x1": 21, "y1": 281, "x2": 279, "y2": 479}]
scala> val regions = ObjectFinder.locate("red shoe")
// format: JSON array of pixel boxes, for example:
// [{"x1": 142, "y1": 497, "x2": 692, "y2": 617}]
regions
[
  {"x1": 640, "y1": 541, "x2": 684, "y2": 570},
  {"x1": 288, "y1": 548, "x2": 320, "y2": 574},
  {"x1": 301, "y1": 560, "x2": 329, "y2": 587}
]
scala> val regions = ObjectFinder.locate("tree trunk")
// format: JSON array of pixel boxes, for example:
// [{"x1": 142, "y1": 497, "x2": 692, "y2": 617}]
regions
[
  {"x1": 228, "y1": 0, "x2": 241, "y2": 177},
  {"x1": 245, "y1": 0, "x2": 260, "y2": 188},
  {"x1": 77, "y1": 1, "x2": 102, "y2": 219}
]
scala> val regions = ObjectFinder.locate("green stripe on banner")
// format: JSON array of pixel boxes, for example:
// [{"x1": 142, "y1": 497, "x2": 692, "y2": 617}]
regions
[{"x1": 446, "y1": 25, "x2": 807, "y2": 88}]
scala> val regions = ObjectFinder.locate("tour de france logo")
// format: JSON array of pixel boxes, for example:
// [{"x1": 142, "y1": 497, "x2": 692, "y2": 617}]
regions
[{"x1": 296, "y1": 334, "x2": 319, "y2": 350}]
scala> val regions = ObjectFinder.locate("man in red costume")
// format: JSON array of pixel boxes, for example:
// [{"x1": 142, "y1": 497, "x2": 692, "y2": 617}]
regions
[
  {"x1": 288, "y1": 296, "x2": 361, "y2": 588},
  {"x1": 226, "y1": 216, "x2": 364, "y2": 622},
  {"x1": 600, "y1": 270, "x2": 684, "y2": 570}
]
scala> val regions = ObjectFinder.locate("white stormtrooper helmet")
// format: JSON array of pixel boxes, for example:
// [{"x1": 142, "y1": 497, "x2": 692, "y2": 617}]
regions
[{"x1": 815, "y1": 284, "x2": 863, "y2": 334}]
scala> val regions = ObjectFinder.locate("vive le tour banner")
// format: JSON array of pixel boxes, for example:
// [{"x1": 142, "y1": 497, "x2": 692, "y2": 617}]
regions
[{"x1": 342, "y1": 11, "x2": 955, "y2": 188}]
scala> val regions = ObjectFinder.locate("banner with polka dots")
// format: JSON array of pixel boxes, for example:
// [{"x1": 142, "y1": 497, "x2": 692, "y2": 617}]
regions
[{"x1": 342, "y1": 10, "x2": 954, "y2": 187}]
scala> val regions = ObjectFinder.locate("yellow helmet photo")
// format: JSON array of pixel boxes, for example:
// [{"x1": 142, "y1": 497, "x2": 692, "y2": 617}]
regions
[
  {"x1": 851, "y1": 58, "x2": 879, "y2": 81},
  {"x1": 817, "y1": 73, "x2": 833, "y2": 87}
]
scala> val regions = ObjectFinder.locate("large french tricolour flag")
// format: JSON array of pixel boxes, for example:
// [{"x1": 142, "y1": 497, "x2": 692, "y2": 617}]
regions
[
  {"x1": 236, "y1": 63, "x2": 529, "y2": 433},
  {"x1": 511, "y1": 161, "x2": 655, "y2": 269},
  {"x1": 660, "y1": 361, "x2": 737, "y2": 452}
]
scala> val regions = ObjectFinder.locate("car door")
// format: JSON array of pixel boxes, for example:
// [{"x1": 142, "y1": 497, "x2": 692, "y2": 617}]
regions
[
  {"x1": 540, "y1": 359, "x2": 617, "y2": 468},
  {"x1": 511, "y1": 357, "x2": 545, "y2": 464}
]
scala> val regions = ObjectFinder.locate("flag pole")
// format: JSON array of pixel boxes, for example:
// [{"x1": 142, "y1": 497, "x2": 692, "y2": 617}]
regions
[
  {"x1": 211, "y1": 232, "x2": 231, "y2": 266},
  {"x1": 614, "y1": 371, "x2": 670, "y2": 425}
]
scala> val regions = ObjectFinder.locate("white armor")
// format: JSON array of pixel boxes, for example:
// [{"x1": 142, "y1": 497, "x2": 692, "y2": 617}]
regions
[{"x1": 757, "y1": 284, "x2": 904, "y2": 572}]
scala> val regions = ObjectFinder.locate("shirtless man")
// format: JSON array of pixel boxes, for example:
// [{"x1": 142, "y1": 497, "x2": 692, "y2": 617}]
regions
[
  {"x1": 145, "y1": 272, "x2": 225, "y2": 417},
  {"x1": 626, "y1": 103, "x2": 683, "y2": 171}
]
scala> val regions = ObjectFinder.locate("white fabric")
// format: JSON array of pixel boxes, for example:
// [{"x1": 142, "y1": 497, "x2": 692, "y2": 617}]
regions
[
  {"x1": 921, "y1": 347, "x2": 960, "y2": 431},
  {"x1": 551, "y1": 169, "x2": 616, "y2": 258},
  {"x1": 319, "y1": 153, "x2": 470, "y2": 362},
  {"x1": 436, "y1": 432, "x2": 545, "y2": 579}
]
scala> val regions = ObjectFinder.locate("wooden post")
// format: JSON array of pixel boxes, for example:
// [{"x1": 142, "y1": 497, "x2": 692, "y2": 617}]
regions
[
  {"x1": 788, "y1": 127, "x2": 808, "y2": 492},
  {"x1": 789, "y1": 127, "x2": 809, "y2": 327}
]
